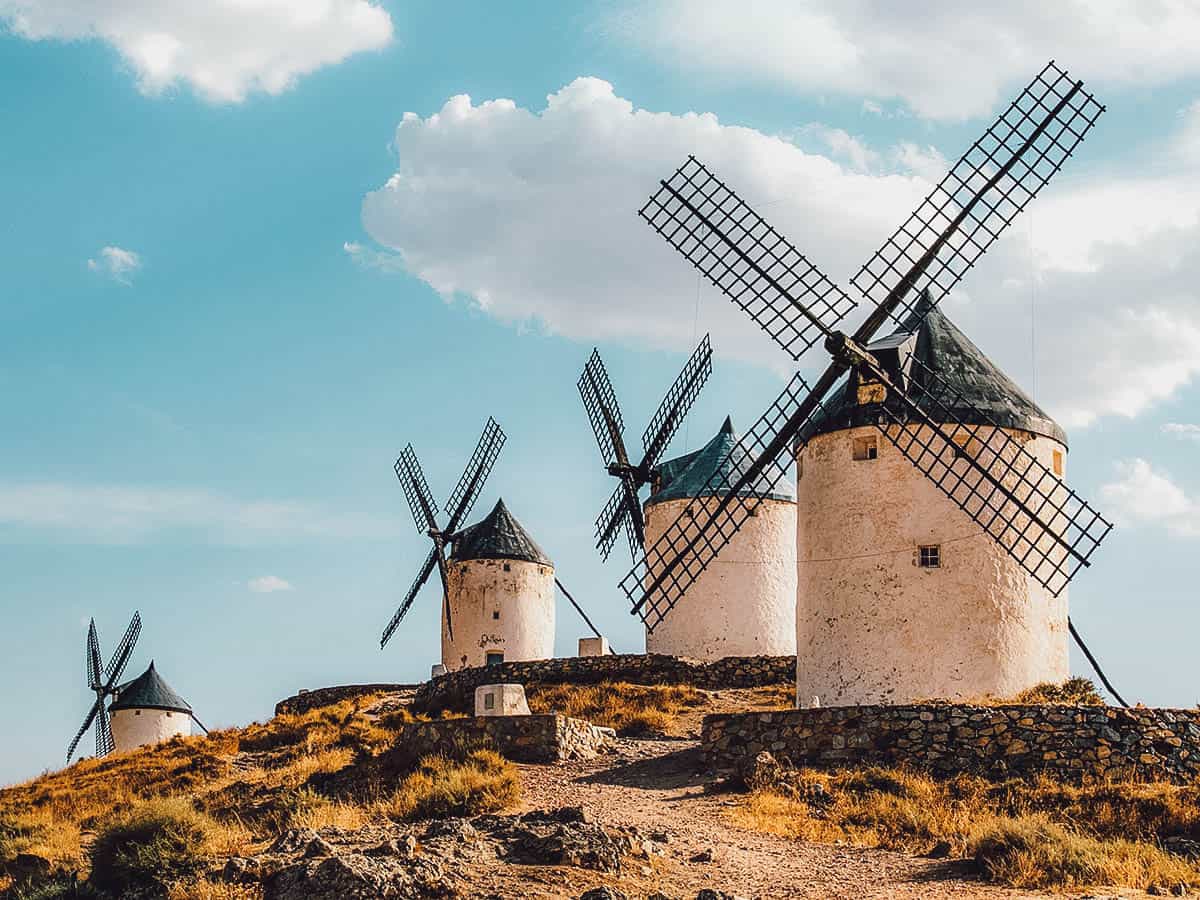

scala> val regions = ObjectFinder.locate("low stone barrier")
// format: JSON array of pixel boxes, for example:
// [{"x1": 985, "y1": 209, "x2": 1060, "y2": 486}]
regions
[
  {"x1": 274, "y1": 683, "x2": 418, "y2": 717},
  {"x1": 702, "y1": 704, "x2": 1200, "y2": 783},
  {"x1": 414, "y1": 653, "x2": 793, "y2": 714},
  {"x1": 391, "y1": 715, "x2": 614, "y2": 764}
]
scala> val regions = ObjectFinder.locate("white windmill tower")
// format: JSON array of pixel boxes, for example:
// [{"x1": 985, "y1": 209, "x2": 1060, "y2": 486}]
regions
[
  {"x1": 441, "y1": 497, "x2": 556, "y2": 670},
  {"x1": 642, "y1": 416, "x2": 796, "y2": 660}
]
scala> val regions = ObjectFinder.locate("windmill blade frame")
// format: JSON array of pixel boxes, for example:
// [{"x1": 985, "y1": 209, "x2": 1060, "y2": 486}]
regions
[
  {"x1": 641, "y1": 333, "x2": 714, "y2": 471},
  {"x1": 863, "y1": 353, "x2": 1112, "y2": 596},
  {"x1": 443, "y1": 417, "x2": 506, "y2": 533},
  {"x1": 851, "y1": 61, "x2": 1104, "y2": 337},
  {"x1": 95, "y1": 704, "x2": 115, "y2": 758},
  {"x1": 578, "y1": 350, "x2": 630, "y2": 469},
  {"x1": 104, "y1": 612, "x2": 141, "y2": 683},
  {"x1": 66, "y1": 698, "x2": 103, "y2": 763},
  {"x1": 395, "y1": 444, "x2": 440, "y2": 534},
  {"x1": 87, "y1": 619, "x2": 103, "y2": 691},
  {"x1": 640, "y1": 159, "x2": 858, "y2": 362},
  {"x1": 594, "y1": 479, "x2": 635, "y2": 562},
  {"x1": 380, "y1": 547, "x2": 439, "y2": 648}
]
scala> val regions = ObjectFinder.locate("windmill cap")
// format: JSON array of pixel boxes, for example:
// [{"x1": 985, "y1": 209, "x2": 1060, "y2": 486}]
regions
[
  {"x1": 648, "y1": 416, "x2": 796, "y2": 505},
  {"x1": 798, "y1": 292, "x2": 1067, "y2": 447},
  {"x1": 448, "y1": 498, "x2": 553, "y2": 566},
  {"x1": 109, "y1": 661, "x2": 192, "y2": 714}
]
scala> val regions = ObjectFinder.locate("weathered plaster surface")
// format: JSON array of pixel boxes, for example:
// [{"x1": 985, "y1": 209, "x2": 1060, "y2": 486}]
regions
[
  {"x1": 795, "y1": 424, "x2": 1069, "y2": 706},
  {"x1": 110, "y1": 707, "x2": 190, "y2": 751},
  {"x1": 442, "y1": 558, "x2": 555, "y2": 671},
  {"x1": 643, "y1": 497, "x2": 797, "y2": 661}
]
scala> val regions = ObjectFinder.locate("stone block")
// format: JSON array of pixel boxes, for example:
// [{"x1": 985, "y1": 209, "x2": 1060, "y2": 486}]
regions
[
  {"x1": 475, "y1": 683, "x2": 531, "y2": 717},
  {"x1": 578, "y1": 636, "x2": 610, "y2": 657}
]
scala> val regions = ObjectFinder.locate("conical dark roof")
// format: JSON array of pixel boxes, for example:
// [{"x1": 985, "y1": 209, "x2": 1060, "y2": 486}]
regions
[
  {"x1": 109, "y1": 662, "x2": 192, "y2": 713},
  {"x1": 801, "y1": 294, "x2": 1066, "y2": 445},
  {"x1": 449, "y1": 499, "x2": 552, "y2": 566},
  {"x1": 648, "y1": 416, "x2": 796, "y2": 505}
]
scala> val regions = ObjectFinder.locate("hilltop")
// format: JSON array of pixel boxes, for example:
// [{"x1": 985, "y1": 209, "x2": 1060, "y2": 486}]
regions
[{"x1": 2, "y1": 679, "x2": 1198, "y2": 899}]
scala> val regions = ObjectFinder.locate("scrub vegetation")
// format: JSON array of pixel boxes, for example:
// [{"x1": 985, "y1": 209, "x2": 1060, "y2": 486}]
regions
[
  {"x1": 733, "y1": 759, "x2": 1200, "y2": 891},
  {"x1": 0, "y1": 695, "x2": 511, "y2": 898}
]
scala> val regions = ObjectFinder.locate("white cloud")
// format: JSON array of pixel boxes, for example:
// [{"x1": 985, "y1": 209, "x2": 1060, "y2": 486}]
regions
[
  {"x1": 1101, "y1": 459, "x2": 1200, "y2": 538},
  {"x1": 1163, "y1": 423, "x2": 1200, "y2": 442},
  {"x1": 359, "y1": 78, "x2": 1200, "y2": 430},
  {"x1": 0, "y1": 0, "x2": 392, "y2": 103},
  {"x1": 87, "y1": 245, "x2": 141, "y2": 284},
  {"x1": 343, "y1": 240, "x2": 404, "y2": 272},
  {"x1": 608, "y1": 1, "x2": 1200, "y2": 120},
  {"x1": 0, "y1": 482, "x2": 397, "y2": 544},
  {"x1": 248, "y1": 575, "x2": 293, "y2": 593}
]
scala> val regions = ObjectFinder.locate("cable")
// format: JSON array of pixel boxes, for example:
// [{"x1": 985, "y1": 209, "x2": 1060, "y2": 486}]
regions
[{"x1": 1068, "y1": 617, "x2": 1129, "y2": 708}]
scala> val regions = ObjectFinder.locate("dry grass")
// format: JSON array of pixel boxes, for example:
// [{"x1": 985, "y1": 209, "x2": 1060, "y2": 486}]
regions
[
  {"x1": 732, "y1": 764, "x2": 1200, "y2": 892},
  {"x1": 377, "y1": 749, "x2": 521, "y2": 821},
  {"x1": 88, "y1": 797, "x2": 246, "y2": 896},
  {"x1": 0, "y1": 691, "x2": 466, "y2": 894},
  {"x1": 926, "y1": 677, "x2": 1107, "y2": 708},
  {"x1": 526, "y1": 681, "x2": 709, "y2": 736}
]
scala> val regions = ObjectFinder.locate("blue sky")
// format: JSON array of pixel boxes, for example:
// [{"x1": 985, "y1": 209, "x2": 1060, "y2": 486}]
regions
[{"x1": 2, "y1": 1, "x2": 1200, "y2": 786}]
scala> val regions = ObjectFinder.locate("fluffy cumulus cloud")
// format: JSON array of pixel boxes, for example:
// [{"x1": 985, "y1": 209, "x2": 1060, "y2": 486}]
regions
[
  {"x1": 0, "y1": 482, "x2": 397, "y2": 543},
  {"x1": 248, "y1": 575, "x2": 293, "y2": 593},
  {"x1": 0, "y1": 0, "x2": 392, "y2": 102},
  {"x1": 87, "y1": 245, "x2": 141, "y2": 284},
  {"x1": 1101, "y1": 460, "x2": 1200, "y2": 538},
  {"x1": 607, "y1": 0, "x2": 1200, "y2": 120},
  {"x1": 360, "y1": 78, "x2": 1200, "y2": 430}
]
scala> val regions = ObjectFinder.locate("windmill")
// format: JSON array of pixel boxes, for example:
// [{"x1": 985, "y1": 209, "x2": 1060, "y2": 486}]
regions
[
  {"x1": 622, "y1": 61, "x2": 1114, "y2": 646},
  {"x1": 578, "y1": 335, "x2": 713, "y2": 563},
  {"x1": 67, "y1": 611, "x2": 141, "y2": 763},
  {"x1": 380, "y1": 417, "x2": 506, "y2": 649}
]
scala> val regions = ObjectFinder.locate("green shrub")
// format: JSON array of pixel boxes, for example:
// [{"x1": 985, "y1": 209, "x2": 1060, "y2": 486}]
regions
[{"x1": 88, "y1": 798, "x2": 222, "y2": 895}]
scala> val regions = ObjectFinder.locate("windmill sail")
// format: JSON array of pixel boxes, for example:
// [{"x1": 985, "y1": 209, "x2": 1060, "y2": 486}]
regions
[{"x1": 624, "y1": 60, "x2": 1109, "y2": 630}]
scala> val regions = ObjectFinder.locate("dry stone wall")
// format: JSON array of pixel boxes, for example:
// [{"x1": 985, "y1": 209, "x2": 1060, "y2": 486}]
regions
[
  {"x1": 413, "y1": 653, "x2": 794, "y2": 713},
  {"x1": 703, "y1": 704, "x2": 1200, "y2": 783},
  {"x1": 390, "y1": 714, "x2": 614, "y2": 764}
]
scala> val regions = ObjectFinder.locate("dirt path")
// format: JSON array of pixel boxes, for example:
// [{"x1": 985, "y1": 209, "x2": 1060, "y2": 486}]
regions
[{"x1": 497, "y1": 736, "x2": 1133, "y2": 900}]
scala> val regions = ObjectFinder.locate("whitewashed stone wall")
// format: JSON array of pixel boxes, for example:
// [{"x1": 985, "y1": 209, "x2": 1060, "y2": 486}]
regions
[
  {"x1": 643, "y1": 496, "x2": 797, "y2": 661},
  {"x1": 795, "y1": 424, "x2": 1069, "y2": 706},
  {"x1": 442, "y1": 558, "x2": 555, "y2": 671},
  {"x1": 110, "y1": 707, "x2": 190, "y2": 751}
]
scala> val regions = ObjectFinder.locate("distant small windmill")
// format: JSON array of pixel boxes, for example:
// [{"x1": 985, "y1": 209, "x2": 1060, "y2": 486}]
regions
[
  {"x1": 578, "y1": 335, "x2": 713, "y2": 563},
  {"x1": 380, "y1": 417, "x2": 506, "y2": 649},
  {"x1": 623, "y1": 61, "x2": 1114, "y2": 638},
  {"x1": 67, "y1": 612, "x2": 141, "y2": 762}
]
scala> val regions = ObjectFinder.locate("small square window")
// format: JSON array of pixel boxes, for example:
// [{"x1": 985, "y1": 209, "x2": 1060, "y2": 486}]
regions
[
  {"x1": 492, "y1": 610, "x2": 500, "y2": 620},
  {"x1": 1052, "y1": 449, "x2": 1064, "y2": 477},
  {"x1": 918, "y1": 545, "x2": 941, "y2": 568},
  {"x1": 486, "y1": 651, "x2": 504, "y2": 667},
  {"x1": 503, "y1": 563, "x2": 511, "y2": 572},
  {"x1": 852, "y1": 435, "x2": 878, "y2": 461}
]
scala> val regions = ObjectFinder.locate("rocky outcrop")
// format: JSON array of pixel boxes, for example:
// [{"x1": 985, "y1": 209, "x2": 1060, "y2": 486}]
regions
[{"x1": 703, "y1": 704, "x2": 1200, "y2": 783}]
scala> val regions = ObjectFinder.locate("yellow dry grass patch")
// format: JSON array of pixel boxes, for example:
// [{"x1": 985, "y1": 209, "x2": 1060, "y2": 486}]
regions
[
  {"x1": 0, "y1": 692, "x2": 421, "y2": 883},
  {"x1": 731, "y1": 764, "x2": 1200, "y2": 892},
  {"x1": 526, "y1": 681, "x2": 708, "y2": 736},
  {"x1": 377, "y1": 749, "x2": 521, "y2": 821}
]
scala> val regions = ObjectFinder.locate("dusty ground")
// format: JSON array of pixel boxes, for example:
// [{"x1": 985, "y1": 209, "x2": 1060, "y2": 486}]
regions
[{"x1": 462, "y1": 734, "x2": 1141, "y2": 900}]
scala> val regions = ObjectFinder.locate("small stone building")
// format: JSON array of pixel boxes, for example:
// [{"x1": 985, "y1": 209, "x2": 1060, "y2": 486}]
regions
[
  {"x1": 794, "y1": 298, "x2": 1070, "y2": 706},
  {"x1": 442, "y1": 498, "x2": 556, "y2": 672},
  {"x1": 109, "y1": 662, "x2": 194, "y2": 752},
  {"x1": 643, "y1": 417, "x2": 797, "y2": 661}
]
